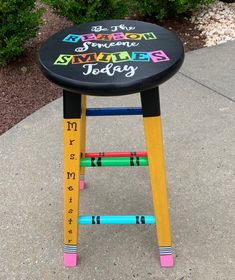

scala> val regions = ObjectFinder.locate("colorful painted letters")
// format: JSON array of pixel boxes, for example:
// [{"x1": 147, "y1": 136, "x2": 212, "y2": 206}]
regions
[
  {"x1": 96, "y1": 33, "x2": 113, "y2": 41},
  {"x1": 63, "y1": 34, "x2": 80, "y2": 43},
  {"x1": 72, "y1": 53, "x2": 97, "y2": 64},
  {"x1": 112, "y1": 51, "x2": 131, "y2": 63},
  {"x1": 97, "y1": 53, "x2": 112, "y2": 63},
  {"x1": 58, "y1": 29, "x2": 171, "y2": 79},
  {"x1": 62, "y1": 32, "x2": 157, "y2": 43},
  {"x1": 150, "y1": 51, "x2": 170, "y2": 63},
  {"x1": 81, "y1": 33, "x2": 97, "y2": 41},
  {"x1": 54, "y1": 54, "x2": 73, "y2": 65},
  {"x1": 54, "y1": 51, "x2": 170, "y2": 65},
  {"x1": 132, "y1": 52, "x2": 150, "y2": 62}
]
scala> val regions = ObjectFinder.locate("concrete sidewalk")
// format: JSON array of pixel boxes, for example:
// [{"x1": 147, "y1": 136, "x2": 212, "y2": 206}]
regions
[{"x1": 0, "y1": 42, "x2": 234, "y2": 280}]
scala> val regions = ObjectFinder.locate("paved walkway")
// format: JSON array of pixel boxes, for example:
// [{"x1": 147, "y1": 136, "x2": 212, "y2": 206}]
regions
[{"x1": 0, "y1": 42, "x2": 234, "y2": 280}]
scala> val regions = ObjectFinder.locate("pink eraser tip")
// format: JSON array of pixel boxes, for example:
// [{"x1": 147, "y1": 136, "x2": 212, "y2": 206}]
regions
[
  {"x1": 79, "y1": 180, "x2": 85, "y2": 190},
  {"x1": 160, "y1": 255, "x2": 174, "y2": 267},
  {"x1": 64, "y1": 253, "x2": 77, "y2": 267}
]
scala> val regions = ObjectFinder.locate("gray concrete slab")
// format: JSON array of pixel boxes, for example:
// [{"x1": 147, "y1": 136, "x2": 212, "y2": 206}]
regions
[
  {"x1": 0, "y1": 43, "x2": 235, "y2": 280},
  {"x1": 180, "y1": 41, "x2": 235, "y2": 101}
]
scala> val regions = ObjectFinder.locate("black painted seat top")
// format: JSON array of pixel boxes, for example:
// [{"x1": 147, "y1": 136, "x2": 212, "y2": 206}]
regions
[{"x1": 39, "y1": 20, "x2": 184, "y2": 96}]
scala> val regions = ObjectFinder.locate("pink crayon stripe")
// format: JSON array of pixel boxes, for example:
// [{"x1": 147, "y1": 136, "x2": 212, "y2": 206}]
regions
[
  {"x1": 84, "y1": 151, "x2": 147, "y2": 158},
  {"x1": 160, "y1": 255, "x2": 174, "y2": 267},
  {"x1": 64, "y1": 253, "x2": 77, "y2": 267}
]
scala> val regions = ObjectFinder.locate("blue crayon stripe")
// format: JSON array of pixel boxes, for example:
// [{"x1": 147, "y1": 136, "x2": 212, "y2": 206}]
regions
[
  {"x1": 86, "y1": 107, "x2": 142, "y2": 116},
  {"x1": 64, "y1": 244, "x2": 77, "y2": 254},
  {"x1": 159, "y1": 246, "x2": 173, "y2": 255},
  {"x1": 78, "y1": 215, "x2": 156, "y2": 225}
]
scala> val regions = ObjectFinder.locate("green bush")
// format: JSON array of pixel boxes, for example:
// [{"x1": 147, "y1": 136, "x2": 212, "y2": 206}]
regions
[
  {"x1": 0, "y1": 0, "x2": 42, "y2": 66},
  {"x1": 133, "y1": 0, "x2": 215, "y2": 21},
  {"x1": 43, "y1": 0, "x2": 130, "y2": 24},
  {"x1": 42, "y1": 0, "x2": 215, "y2": 25}
]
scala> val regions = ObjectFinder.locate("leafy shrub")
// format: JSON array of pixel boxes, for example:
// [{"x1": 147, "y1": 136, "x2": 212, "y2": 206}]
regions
[
  {"x1": 43, "y1": 0, "x2": 130, "y2": 24},
  {"x1": 133, "y1": 0, "x2": 215, "y2": 21},
  {"x1": 0, "y1": 0, "x2": 42, "y2": 66}
]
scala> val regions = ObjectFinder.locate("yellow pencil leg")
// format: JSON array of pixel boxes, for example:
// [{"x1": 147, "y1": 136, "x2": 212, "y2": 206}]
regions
[
  {"x1": 80, "y1": 95, "x2": 87, "y2": 190},
  {"x1": 141, "y1": 88, "x2": 173, "y2": 267},
  {"x1": 63, "y1": 91, "x2": 82, "y2": 267}
]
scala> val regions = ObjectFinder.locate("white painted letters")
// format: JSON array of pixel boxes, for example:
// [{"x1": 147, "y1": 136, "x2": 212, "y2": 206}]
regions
[{"x1": 82, "y1": 63, "x2": 138, "y2": 78}]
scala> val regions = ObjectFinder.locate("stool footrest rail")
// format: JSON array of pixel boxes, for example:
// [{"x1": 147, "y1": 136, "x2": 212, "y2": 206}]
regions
[
  {"x1": 86, "y1": 107, "x2": 142, "y2": 116},
  {"x1": 84, "y1": 151, "x2": 147, "y2": 157},
  {"x1": 80, "y1": 156, "x2": 148, "y2": 167},
  {"x1": 78, "y1": 215, "x2": 156, "y2": 224}
]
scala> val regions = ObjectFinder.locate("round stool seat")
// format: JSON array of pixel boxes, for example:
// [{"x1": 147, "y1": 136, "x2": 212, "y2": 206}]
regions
[{"x1": 39, "y1": 19, "x2": 184, "y2": 96}]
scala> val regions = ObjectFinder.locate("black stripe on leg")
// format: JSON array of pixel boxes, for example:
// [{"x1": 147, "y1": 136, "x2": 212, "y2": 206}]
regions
[
  {"x1": 63, "y1": 90, "x2": 82, "y2": 119},
  {"x1": 140, "y1": 87, "x2": 160, "y2": 117}
]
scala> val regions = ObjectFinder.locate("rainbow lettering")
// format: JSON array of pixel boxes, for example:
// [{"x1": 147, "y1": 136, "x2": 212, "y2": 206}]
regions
[
  {"x1": 54, "y1": 50, "x2": 170, "y2": 65},
  {"x1": 62, "y1": 32, "x2": 157, "y2": 43}
]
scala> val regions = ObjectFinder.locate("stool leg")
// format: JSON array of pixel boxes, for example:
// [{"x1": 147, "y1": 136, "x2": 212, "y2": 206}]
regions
[
  {"x1": 63, "y1": 91, "x2": 82, "y2": 267},
  {"x1": 80, "y1": 95, "x2": 87, "y2": 190},
  {"x1": 141, "y1": 88, "x2": 174, "y2": 267}
]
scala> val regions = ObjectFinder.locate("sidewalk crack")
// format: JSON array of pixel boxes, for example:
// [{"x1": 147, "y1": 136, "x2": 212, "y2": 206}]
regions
[{"x1": 179, "y1": 71, "x2": 235, "y2": 103}]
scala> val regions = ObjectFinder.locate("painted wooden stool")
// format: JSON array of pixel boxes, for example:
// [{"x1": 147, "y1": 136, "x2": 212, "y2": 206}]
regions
[{"x1": 39, "y1": 19, "x2": 184, "y2": 268}]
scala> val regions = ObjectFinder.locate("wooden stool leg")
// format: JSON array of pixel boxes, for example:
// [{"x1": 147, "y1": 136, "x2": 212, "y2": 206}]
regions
[
  {"x1": 63, "y1": 90, "x2": 82, "y2": 267},
  {"x1": 80, "y1": 95, "x2": 87, "y2": 190},
  {"x1": 141, "y1": 88, "x2": 174, "y2": 267}
]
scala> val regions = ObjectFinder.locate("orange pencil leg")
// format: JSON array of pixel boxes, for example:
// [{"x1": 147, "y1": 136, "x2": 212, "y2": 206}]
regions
[
  {"x1": 63, "y1": 91, "x2": 82, "y2": 267},
  {"x1": 80, "y1": 95, "x2": 87, "y2": 190},
  {"x1": 141, "y1": 88, "x2": 174, "y2": 267}
]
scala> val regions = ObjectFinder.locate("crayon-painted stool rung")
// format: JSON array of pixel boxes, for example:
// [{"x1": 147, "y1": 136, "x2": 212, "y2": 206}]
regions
[
  {"x1": 86, "y1": 107, "x2": 142, "y2": 116},
  {"x1": 78, "y1": 215, "x2": 156, "y2": 225},
  {"x1": 80, "y1": 156, "x2": 148, "y2": 167},
  {"x1": 85, "y1": 151, "x2": 147, "y2": 158}
]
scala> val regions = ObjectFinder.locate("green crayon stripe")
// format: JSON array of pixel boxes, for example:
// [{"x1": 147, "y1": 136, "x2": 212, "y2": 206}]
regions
[{"x1": 80, "y1": 157, "x2": 148, "y2": 167}]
